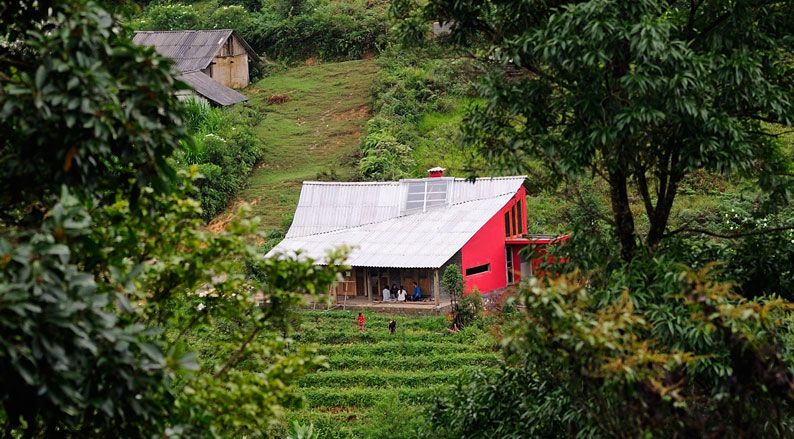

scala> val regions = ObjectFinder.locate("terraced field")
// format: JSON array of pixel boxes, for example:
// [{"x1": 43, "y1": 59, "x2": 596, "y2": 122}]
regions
[{"x1": 285, "y1": 310, "x2": 500, "y2": 438}]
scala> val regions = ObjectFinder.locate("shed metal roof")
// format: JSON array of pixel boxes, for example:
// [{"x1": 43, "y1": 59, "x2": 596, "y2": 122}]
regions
[
  {"x1": 132, "y1": 29, "x2": 259, "y2": 73},
  {"x1": 178, "y1": 71, "x2": 247, "y2": 106},
  {"x1": 268, "y1": 176, "x2": 526, "y2": 268}
]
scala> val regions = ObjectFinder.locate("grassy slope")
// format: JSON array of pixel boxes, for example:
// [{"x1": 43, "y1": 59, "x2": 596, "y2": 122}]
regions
[
  {"x1": 232, "y1": 60, "x2": 377, "y2": 229},
  {"x1": 282, "y1": 310, "x2": 499, "y2": 438}
]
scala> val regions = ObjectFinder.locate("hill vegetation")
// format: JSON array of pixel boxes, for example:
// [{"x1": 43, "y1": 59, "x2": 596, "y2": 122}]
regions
[
  {"x1": 2, "y1": 0, "x2": 794, "y2": 438},
  {"x1": 276, "y1": 310, "x2": 500, "y2": 438}
]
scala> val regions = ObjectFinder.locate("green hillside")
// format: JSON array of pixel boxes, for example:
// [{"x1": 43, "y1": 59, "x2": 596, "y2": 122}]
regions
[{"x1": 214, "y1": 60, "x2": 377, "y2": 230}]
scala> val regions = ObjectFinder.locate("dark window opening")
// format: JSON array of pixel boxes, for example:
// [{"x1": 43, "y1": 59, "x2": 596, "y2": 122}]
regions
[
  {"x1": 465, "y1": 264, "x2": 490, "y2": 276},
  {"x1": 506, "y1": 248, "x2": 514, "y2": 284},
  {"x1": 504, "y1": 212, "x2": 511, "y2": 237},
  {"x1": 517, "y1": 200, "x2": 524, "y2": 234},
  {"x1": 512, "y1": 204, "x2": 518, "y2": 236}
]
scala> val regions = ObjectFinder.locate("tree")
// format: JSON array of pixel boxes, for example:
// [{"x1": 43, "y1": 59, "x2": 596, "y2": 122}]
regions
[
  {"x1": 442, "y1": 265, "x2": 464, "y2": 328},
  {"x1": 429, "y1": 266, "x2": 794, "y2": 437},
  {"x1": 130, "y1": 2, "x2": 202, "y2": 30},
  {"x1": 0, "y1": 1, "x2": 345, "y2": 435},
  {"x1": 443, "y1": 264, "x2": 481, "y2": 328},
  {"x1": 395, "y1": 0, "x2": 794, "y2": 261}
]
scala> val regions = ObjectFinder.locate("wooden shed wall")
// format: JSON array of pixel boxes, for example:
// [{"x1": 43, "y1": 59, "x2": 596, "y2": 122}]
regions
[{"x1": 209, "y1": 34, "x2": 250, "y2": 89}]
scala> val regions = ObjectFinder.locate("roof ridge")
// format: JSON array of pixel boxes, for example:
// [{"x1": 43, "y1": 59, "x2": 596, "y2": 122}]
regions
[
  {"x1": 134, "y1": 29, "x2": 233, "y2": 33},
  {"x1": 287, "y1": 192, "x2": 516, "y2": 239},
  {"x1": 301, "y1": 175, "x2": 527, "y2": 186}
]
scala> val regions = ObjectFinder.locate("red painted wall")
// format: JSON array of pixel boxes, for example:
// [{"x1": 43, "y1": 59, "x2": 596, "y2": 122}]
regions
[{"x1": 460, "y1": 186, "x2": 527, "y2": 294}]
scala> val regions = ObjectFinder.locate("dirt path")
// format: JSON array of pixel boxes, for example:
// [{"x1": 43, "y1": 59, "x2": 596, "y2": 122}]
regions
[{"x1": 209, "y1": 60, "x2": 377, "y2": 231}]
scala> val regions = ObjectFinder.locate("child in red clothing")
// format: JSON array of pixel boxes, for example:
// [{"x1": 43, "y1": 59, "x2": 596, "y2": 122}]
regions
[{"x1": 356, "y1": 312, "x2": 366, "y2": 332}]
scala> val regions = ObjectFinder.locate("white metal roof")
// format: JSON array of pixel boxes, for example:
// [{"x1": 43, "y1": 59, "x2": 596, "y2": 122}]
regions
[{"x1": 268, "y1": 176, "x2": 526, "y2": 268}]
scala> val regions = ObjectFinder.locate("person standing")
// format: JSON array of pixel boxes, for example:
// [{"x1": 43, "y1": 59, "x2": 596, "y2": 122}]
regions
[
  {"x1": 382, "y1": 285, "x2": 391, "y2": 302},
  {"x1": 356, "y1": 312, "x2": 366, "y2": 332}
]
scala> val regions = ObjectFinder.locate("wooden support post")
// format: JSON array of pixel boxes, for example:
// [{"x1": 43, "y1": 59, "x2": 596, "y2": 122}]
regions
[
  {"x1": 365, "y1": 268, "x2": 372, "y2": 303},
  {"x1": 433, "y1": 269, "x2": 440, "y2": 306}
]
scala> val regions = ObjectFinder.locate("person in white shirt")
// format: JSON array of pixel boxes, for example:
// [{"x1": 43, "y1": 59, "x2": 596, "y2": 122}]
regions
[
  {"x1": 382, "y1": 286, "x2": 391, "y2": 302},
  {"x1": 397, "y1": 285, "x2": 407, "y2": 302}
]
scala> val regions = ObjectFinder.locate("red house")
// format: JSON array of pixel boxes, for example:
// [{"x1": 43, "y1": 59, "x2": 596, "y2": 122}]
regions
[{"x1": 268, "y1": 169, "x2": 557, "y2": 304}]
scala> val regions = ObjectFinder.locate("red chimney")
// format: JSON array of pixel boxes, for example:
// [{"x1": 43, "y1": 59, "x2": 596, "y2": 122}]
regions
[{"x1": 427, "y1": 166, "x2": 445, "y2": 178}]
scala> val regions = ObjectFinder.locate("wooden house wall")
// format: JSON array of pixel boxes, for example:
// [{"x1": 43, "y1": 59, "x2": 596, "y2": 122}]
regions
[{"x1": 209, "y1": 35, "x2": 250, "y2": 89}]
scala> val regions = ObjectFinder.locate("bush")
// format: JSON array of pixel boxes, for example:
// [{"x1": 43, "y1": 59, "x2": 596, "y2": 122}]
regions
[
  {"x1": 205, "y1": 5, "x2": 256, "y2": 35},
  {"x1": 250, "y1": 2, "x2": 388, "y2": 62},
  {"x1": 358, "y1": 48, "x2": 475, "y2": 179},
  {"x1": 176, "y1": 99, "x2": 264, "y2": 220},
  {"x1": 428, "y1": 261, "x2": 794, "y2": 437},
  {"x1": 130, "y1": 3, "x2": 201, "y2": 30}
]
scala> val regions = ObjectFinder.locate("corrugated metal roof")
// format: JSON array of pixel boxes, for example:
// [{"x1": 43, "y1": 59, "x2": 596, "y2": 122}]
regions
[
  {"x1": 133, "y1": 29, "x2": 260, "y2": 73},
  {"x1": 268, "y1": 176, "x2": 526, "y2": 268},
  {"x1": 178, "y1": 72, "x2": 247, "y2": 106},
  {"x1": 133, "y1": 29, "x2": 234, "y2": 73}
]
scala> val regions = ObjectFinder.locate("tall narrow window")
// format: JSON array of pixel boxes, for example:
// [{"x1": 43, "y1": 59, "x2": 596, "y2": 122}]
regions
[
  {"x1": 516, "y1": 200, "x2": 524, "y2": 234},
  {"x1": 512, "y1": 204, "x2": 518, "y2": 237},
  {"x1": 506, "y1": 248, "x2": 514, "y2": 284},
  {"x1": 504, "y1": 212, "x2": 511, "y2": 237}
]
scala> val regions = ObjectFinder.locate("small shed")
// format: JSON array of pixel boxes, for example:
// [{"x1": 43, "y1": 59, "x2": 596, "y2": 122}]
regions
[{"x1": 133, "y1": 29, "x2": 260, "y2": 106}]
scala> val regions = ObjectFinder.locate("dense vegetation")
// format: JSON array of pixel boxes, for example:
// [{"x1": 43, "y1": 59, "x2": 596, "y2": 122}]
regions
[
  {"x1": 391, "y1": 0, "x2": 794, "y2": 436},
  {"x1": 178, "y1": 100, "x2": 263, "y2": 220},
  {"x1": 129, "y1": 0, "x2": 389, "y2": 62},
  {"x1": 3, "y1": 0, "x2": 794, "y2": 437},
  {"x1": 359, "y1": 46, "x2": 475, "y2": 179},
  {"x1": 0, "y1": 2, "x2": 345, "y2": 435},
  {"x1": 277, "y1": 310, "x2": 498, "y2": 438}
]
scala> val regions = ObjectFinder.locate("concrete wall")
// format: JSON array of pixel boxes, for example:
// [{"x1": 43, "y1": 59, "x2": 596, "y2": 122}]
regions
[
  {"x1": 460, "y1": 185, "x2": 527, "y2": 294},
  {"x1": 209, "y1": 34, "x2": 250, "y2": 89}
]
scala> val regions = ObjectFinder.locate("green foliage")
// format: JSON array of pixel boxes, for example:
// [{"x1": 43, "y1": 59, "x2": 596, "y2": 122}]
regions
[
  {"x1": 0, "y1": 0, "x2": 186, "y2": 214},
  {"x1": 444, "y1": 264, "x2": 481, "y2": 329},
  {"x1": 253, "y1": 1, "x2": 388, "y2": 61},
  {"x1": 0, "y1": 2, "x2": 346, "y2": 436},
  {"x1": 660, "y1": 198, "x2": 794, "y2": 299},
  {"x1": 204, "y1": 5, "x2": 256, "y2": 35},
  {"x1": 177, "y1": 99, "x2": 264, "y2": 220},
  {"x1": 441, "y1": 264, "x2": 463, "y2": 298},
  {"x1": 273, "y1": 310, "x2": 499, "y2": 437},
  {"x1": 130, "y1": 2, "x2": 201, "y2": 30},
  {"x1": 288, "y1": 421, "x2": 319, "y2": 439},
  {"x1": 430, "y1": 266, "x2": 794, "y2": 437},
  {"x1": 400, "y1": 0, "x2": 794, "y2": 260},
  {"x1": 130, "y1": 0, "x2": 388, "y2": 63},
  {"x1": 457, "y1": 287, "x2": 483, "y2": 327},
  {"x1": 359, "y1": 47, "x2": 475, "y2": 179},
  {"x1": 0, "y1": 188, "x2": 172, "y2": 435}
]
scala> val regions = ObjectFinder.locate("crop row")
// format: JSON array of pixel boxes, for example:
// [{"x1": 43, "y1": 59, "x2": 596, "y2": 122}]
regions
[
  {"x1": 302, "y1": 385, "x2": 444, "y2": 408},
  {"x1": 325, "y1": 352, "x2": 499, "y2": 370},
  {"x1": 295, "y1": 326, "x2": 494, "y2": 346},
  {"x1": 302, "y1": 310, "x2": 449, "y2": 330},
  {"x1": 298, "y1": 367, "x2": 484, "y2": 388},
  {"x1": 316, "y1": 340, "x2": 484, "y2": 357}
]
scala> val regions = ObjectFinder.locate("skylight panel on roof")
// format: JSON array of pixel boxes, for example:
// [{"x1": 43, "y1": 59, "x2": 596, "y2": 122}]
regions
[{"x1": 402, "y1": 179, "x2": 451, "y2": 213}]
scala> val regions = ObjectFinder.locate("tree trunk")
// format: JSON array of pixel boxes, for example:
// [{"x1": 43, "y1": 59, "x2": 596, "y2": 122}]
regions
[
  {"x1": 646, "y1": 184, "x2": 677, "y2": 248},
  {"x1": 647, "y1": 152, "x2": 682, "y2": 248},
  {"x1": 608, "y1": 168, "x2": 637, "y2": 262}
]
